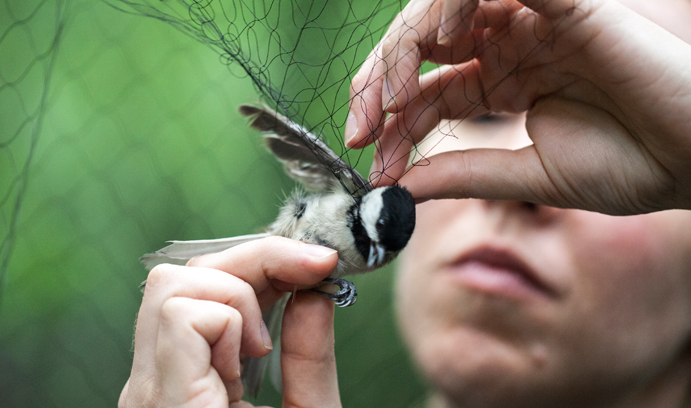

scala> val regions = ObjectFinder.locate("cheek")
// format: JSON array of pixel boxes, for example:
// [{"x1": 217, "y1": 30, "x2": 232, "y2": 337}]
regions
[
  {"x1": 560, "y1": 214, "x2": 691, "y2": 374},
  {"x1": 570, "y1": 215, "x2": 673, "y2": 311}
]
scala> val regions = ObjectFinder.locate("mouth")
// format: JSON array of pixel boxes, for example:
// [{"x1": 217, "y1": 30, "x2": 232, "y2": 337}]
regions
[
  {"x1": 367, "y1": 241, "x2": 385, "y2": 268},
  {"x1": 445, "y1": 245, "x2": 558, "y2": 301}
]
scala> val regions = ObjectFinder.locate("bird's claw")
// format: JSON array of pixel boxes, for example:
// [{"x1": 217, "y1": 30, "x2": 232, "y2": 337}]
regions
[{"x1": 310, "y1": 278, "x2": 358, "y2": 307}]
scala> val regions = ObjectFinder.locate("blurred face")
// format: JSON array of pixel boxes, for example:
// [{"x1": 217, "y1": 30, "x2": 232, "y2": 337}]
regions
[
  {"x1": 396, "y1": 2, "x2": 691, "y2": 403},
  {"x1": 398, "y1": 184, "x2": 691, "y2": 407}
]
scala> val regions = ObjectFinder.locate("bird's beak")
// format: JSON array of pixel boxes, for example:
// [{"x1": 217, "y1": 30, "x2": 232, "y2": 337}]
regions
[{"x1": 367, "y1": 241, "x2": 386, "y2": 268}]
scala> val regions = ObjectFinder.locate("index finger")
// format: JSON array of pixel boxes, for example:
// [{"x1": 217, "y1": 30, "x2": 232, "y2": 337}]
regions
[
  {"x1": 188, "y1": 236, "x2": 339, "y2": 307},
  {"x1": 346, "y1": 0, "x2": 486, "y2": 150},
  {"x1": 345, "y1": 0, "x2": 439, "y2": 149}
]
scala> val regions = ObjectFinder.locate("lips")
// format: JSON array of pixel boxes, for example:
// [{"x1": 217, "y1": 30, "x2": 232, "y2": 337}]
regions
[{"x1": 445, "y1": 245, "x2": 558, "y2": 300}]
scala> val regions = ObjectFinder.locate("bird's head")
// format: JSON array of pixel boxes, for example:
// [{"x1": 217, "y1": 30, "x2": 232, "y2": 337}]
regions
[{"x1": 359, "y1": 185, "x2": 416, "y2": 268}]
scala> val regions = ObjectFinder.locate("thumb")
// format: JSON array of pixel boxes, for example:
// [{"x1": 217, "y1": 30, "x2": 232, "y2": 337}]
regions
[
  {"x1": 399, "y1": 147, "x2": 569, "y2": 207},
  {"x1": 280, "y1": 292, "x2": 341, "y2": 408}
]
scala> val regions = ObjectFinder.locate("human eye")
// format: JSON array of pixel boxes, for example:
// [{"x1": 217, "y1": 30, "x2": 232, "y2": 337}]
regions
[
  {"x1": 467, "y1": 112, "x2": 524, "y2": 129},
  {"x1": 469, "y1": 113, "x2": 509, "y2": 124}
]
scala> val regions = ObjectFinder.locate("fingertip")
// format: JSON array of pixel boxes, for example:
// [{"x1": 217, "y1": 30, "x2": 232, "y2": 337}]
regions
[
  {"x1": 369, "y1": 155, "x2": 383, "y2": 185},
  {"x1": 437, "y1": 7, "x2": 452, "y2": 46},
  {"x1": 344, "y1": 105, "x2": 385, "y2": 150},
  {"x1": 299, "y1": 242, "x2": 339, "y2": 278},
  {"x1": 344, "y1": 110, "x2": 358, "y2": 148},
  {"x1": 300, "y1": 242, "x2": 337, "y2": 260},
  {"x1": 260, "y1": 319, "x2": 273, "y2": 351},
  {"x1": 436, "y1": 0, "x2": 479, "y2": 48}
]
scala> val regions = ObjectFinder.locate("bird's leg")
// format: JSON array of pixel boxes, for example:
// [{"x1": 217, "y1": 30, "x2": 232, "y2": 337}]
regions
[{"x1": 310, "y1": 278, "x2": 358, "y2": 307}]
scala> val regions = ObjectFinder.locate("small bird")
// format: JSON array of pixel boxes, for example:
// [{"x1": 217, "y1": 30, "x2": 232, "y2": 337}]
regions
[{"x1": 141, "y1": 104, "x2": 416, "y2": 396}]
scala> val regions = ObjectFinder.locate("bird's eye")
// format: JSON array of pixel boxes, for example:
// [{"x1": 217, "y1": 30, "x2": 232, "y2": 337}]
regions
[{"x1": 377, "y1": 219, "x2": 385, "y2": 227}]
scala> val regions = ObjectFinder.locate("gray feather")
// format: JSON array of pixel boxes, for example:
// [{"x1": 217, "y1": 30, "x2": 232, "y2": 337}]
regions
[
  {"x1": 239, "y1": 104, "x2": 371, "y2": 196},
  {"x1": 141, "y1": 233, "x2": 270, "y2": 270}
]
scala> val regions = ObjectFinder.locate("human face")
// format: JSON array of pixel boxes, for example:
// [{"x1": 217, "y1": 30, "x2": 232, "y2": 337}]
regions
[
  {"x1": 397, "y1": 129, "x2": 691, "y2": 406},
  {"x1": 395, "y1": 3, "x2": 691, "y2": 405}
]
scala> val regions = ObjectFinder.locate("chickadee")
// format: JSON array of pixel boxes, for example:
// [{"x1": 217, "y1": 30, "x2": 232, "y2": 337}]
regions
[{"x1": 141, "y1": 104, "x2": 416, "y2": 396}]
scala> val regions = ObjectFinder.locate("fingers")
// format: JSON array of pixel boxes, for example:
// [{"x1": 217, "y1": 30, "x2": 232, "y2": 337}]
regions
[
  {"x1": 379, "y1": 0, "x2": 438, "y2": 113},
  {"x1": 187, "y1": 236, "x2": 339, "y2": 302},
  {"x1": 369, "y1": 113, "x2": 418, "y2": 188},
  {"x1": 518, "y1": 0, "x2": 595, "y2": 20},
  {"x1": 124, "y1": 237, "x2": 339, "y2": 407},
  {"x1": 156, "y1": 297, "x2": 245, "y2": 405},
  {"x1": 136, "y1": 264, "x2": 268, "y2": 367},
  {"x1": 121, "y1": 294, "x2": 247, "y2": 407},
  {"x1": 138, "y1": 237, "x2": 337, "y2": 362},
  {"x1": 281, "y1": 292, "x2": 341, "y2": 408},
  {"x1": 346, "y1": 48, "x2": 387, "y2": 149},
  {"x1": 346, "y1": 0, "x2": 520, "y2": 150},
  {"x1": 346, "y1": 0, "x2": 443, "y2": 149},
  {"x1": 370, "y1": 61, "x2": 491, "y2": 186}
]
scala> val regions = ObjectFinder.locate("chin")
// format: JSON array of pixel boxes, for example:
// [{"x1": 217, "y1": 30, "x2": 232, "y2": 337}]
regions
[{"x1": 410, "y1": 326, "x2": 559, "y2": 408}]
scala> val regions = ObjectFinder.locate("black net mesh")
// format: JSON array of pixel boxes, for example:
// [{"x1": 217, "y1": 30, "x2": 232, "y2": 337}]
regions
[
  {"x1": 106, "y1": 0, "x2": 402, "y2": 170},
  {"x1": 0, "y1": 0, "x2": 426, "y2": 406}
]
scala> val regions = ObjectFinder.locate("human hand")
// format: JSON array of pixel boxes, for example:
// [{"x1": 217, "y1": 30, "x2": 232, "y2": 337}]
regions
[
  {"x1": 346, "y1": 0, "x2": 691, "y2": 215},
  {"x1": 118, "y1": 237, "x2": 342, "y2": 408}
]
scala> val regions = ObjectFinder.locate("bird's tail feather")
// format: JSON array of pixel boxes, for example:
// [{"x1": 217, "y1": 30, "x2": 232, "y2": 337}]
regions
[{"x1": 243, "y1": 293, "x2": 290, "y2": 398}]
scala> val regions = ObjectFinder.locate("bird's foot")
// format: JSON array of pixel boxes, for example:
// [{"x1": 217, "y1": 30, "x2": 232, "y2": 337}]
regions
[{"x1": 310, "y1": 278, "x2": 358, "y2": 307}]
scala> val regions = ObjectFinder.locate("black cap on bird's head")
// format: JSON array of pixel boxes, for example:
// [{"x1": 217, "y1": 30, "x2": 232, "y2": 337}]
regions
[
  {"x1": 377, "y1": 185, "x2": 416, "y2": 250},
  {"x1": 357, "y1": 185, "x2": 416, "y2": 268}
]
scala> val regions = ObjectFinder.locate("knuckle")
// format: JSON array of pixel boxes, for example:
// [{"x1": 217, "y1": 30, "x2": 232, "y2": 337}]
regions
[
  {"x1": 145, "y1": 264, "x2": 178, "y2": 289},
  {"x1": 226, "y1": 306, "x2": 243, "y2": 326},
  {"x1": 185, "y1": 256, "x2": 201, "y2": 267},
  {"x1": 380, "y1": 36, "x2": 399, "y2": 61},
  {"x1": 232, "y1": 278, "x2": 256, "y2": 300},
  {"x1": 159, "y1": 297, "x2": 189, "y2": 323},
  {"x1": 261, "y1": 235, "x2": 286, "y2": 248},
  {"x1": 350, "y1": 71, "x2": 367, "y2": 91}
]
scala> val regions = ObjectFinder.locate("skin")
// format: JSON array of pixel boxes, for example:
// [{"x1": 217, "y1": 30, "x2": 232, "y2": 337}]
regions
[
  {"x1": 121, "y1": 1, "x2": 691, "y2": 407},
  {"x1": 346, "y1": 0, "x2": 691, "y2": 215},
  {"x1": 118, "y1": 237, "x2": 343, "y2": 408},
  {"x1": 396, "y1": 109, "x2": 691, "y2": 408}
]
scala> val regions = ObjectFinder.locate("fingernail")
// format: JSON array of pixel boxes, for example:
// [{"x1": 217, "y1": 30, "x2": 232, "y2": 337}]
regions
[
  {"x1": 369, "y1": 159, "x2": 383, "y2": 187},
  {"x1": 370, "y1": 157, "x2": 381, "y2": 178},
  {"x1": 301, "y1": 242, "x2": 337, "y2": 259},
  {"x1": 382, "y1": 77, "x2": 395, "y2": 110},
  {"x1": 344, "y1": 111, "x2": 358, "y2": 147},
  {"x1": 438, "y1": 11, "x2": 450, "y2": 46},
  {"x1": 260, "y1": 320, "x2": 273, "y2": 350}
]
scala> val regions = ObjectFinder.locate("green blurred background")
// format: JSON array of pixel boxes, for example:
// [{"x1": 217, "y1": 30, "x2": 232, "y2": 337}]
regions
[{"x1": 0, "y1": 0, "x2": 428, "y2": 406}]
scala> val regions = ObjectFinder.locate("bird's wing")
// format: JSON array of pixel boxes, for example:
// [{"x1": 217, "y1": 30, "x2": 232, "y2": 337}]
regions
[
  {"x1": 239, "y1": 104, "x2": 372, "y2": 196},
  {"x1": 140, "y1": 233, "x2": 270, "y2": 270}
]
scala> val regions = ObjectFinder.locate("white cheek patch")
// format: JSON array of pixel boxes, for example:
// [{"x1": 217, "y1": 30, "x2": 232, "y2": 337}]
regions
[{"x1": 360, "y1": 187, "x2": 385, "y2": 242}]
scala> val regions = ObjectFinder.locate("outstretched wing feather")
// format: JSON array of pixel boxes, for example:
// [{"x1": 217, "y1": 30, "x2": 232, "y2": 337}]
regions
[
  {"x1": 140, "y1": 233, "x2": 270, "y2": 270},
  {"x1": 239, "y1": 104, "x2": 371, "y2": 195}
]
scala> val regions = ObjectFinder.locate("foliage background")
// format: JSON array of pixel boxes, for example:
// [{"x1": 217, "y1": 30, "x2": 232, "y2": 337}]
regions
[{"x1": 0, "y1": 0, "x2": 427, "y2": 406}]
